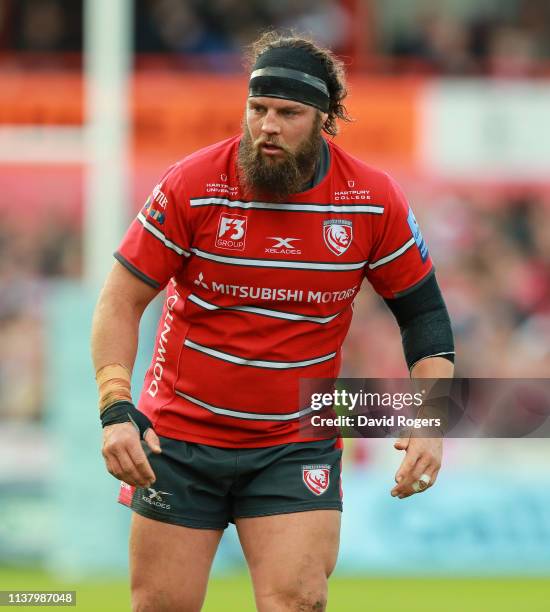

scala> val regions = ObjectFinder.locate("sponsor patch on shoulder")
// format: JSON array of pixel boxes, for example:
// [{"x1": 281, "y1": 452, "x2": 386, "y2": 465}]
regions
[
  {"x1": 142, "y1": 181, "x2": 169, "y2": 225},
  {"x1": 142, "y1": 195, "x2": 166, "y2": 225},
  {"x1": 407, "y1": 208, "x2": 429, "y2": 262}
]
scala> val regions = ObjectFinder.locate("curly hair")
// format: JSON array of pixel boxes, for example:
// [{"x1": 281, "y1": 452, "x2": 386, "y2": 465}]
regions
[{"x1": 244, "y1": 30, "x2": 352, "y2": 137}]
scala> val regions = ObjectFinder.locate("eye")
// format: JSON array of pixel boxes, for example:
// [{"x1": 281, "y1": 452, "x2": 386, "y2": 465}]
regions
[{"x1": 282, "y1": 109, "x2": 298, "y2": 117}]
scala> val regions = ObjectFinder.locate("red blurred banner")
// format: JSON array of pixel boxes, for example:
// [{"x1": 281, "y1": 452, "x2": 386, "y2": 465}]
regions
[{"x1": 0, "y1": 71, "x2": 420, "y2": 165}]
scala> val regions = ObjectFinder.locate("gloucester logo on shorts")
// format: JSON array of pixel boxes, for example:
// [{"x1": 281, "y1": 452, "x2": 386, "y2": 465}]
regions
[
  {"x1": 323, "y1": 219, "x2": 353, "y2": 256},
  {"x1": 216, "y1": 213, "x2": 247, "y2": 250},
  {"x1": 302, "y1": 464, "x2": 331, "y2": 496}
]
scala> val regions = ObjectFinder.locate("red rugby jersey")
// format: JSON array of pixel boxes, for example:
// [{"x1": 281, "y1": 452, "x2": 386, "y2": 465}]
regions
[{"x1": 116, "y1": 135, "x2": 433, "y2": 447}]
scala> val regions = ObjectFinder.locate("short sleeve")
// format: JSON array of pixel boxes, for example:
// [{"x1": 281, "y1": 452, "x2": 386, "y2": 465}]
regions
[
  {"x1": 365, "y1": 174, "x2": 433, "y2": 298},
  {"x1": 115, "y1": 164, "x2": 190, "y2": 289}
]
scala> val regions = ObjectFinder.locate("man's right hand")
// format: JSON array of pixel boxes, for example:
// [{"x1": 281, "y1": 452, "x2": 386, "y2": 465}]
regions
[{"x1": 102, "y1": 422, "x2": 161, "y2": 488}]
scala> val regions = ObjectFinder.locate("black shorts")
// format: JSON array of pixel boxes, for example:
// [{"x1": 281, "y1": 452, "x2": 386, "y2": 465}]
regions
[{"x1": 118, "y1": 436, "x2": 343, "y2": 530}]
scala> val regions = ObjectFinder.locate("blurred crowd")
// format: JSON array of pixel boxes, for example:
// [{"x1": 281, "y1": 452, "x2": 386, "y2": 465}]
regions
[
  {"x1": 1, "y1": 0, "x2": 550, "y2": 75},
  {"x1": 135, "y1": 0, "x2": 350, "y2": 60},
  {"x1": 0, "y1": 214, "x2": 81, "y2": 421},
  {"x1": 0, "y1": 0, "x2": 350, "y2": 67},
  {"x1": 0, "y1": 0, "x2": 81, "y2": 53},
  {"x1": 343, "y1": 189, "x2": 550, "y2": 378},
  {"x1": 0, "y1": 0, "x2": 549, "y2": 420},
  {"x1": 1, "y1": 190, "x2": 548, "y2": 422},
  {"x1": 381, "y1": 0, "x2": 550, "y2": 76}
]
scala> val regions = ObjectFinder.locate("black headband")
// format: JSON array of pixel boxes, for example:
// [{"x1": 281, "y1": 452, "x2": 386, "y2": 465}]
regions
[{"x1": 248, "y1": 46, "x2": 331, "y2": 112}]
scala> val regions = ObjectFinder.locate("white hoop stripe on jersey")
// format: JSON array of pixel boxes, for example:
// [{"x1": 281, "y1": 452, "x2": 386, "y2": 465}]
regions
[
  {"x1": 190, "y1": 247, "x2": 368, "y2": 271},
  {"x1": 368, "y1": 236, "x2": 416, "y2": 270},
  {"x1": 184, "y1": 338, "x2": 337, "y2": 369},
  {"x1": 187, "y1": 293, "x2": 342, "y2": 324},
  {"x1": 175, "y1": 390, "x2": 314, "y2": 421},
  {"x1": 137, "y1": 212, "x2": 190, "y2": 256},
  {"x1": 190, "y1": 197, "x2": 384, "y2": 214}
]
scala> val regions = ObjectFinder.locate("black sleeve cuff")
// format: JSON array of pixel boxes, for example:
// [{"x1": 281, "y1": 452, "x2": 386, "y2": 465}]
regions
[
  {"x1": 384, "y1": 273, "x2": 455, "y2": 370},
  {"x1": 114, "y1": 252, "x2": 161, "y2": 289}
]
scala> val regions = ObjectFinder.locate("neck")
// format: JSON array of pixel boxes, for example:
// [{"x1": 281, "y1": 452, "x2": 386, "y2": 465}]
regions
[
  {"x1": 298, "y1": 137, "x2": 329, "y2": 192},
  {"x1": 299, "y1": 164, "x2": 318, "y2": 191}
]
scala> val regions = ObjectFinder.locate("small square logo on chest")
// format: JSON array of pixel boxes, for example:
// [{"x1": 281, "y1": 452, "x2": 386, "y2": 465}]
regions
[{"x1": 216, "y1": 213, "x2": 247, "y2": 251}]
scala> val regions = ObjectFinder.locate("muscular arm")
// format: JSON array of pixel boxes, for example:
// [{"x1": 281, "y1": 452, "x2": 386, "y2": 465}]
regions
[
  {"x1": 91, "y1": 261, "x2": 159, "y2": 373},
  {"x1": 410, "y1": 356, "x2": 454, "y2": 378},
  {"x1": 391, "y1": 356, "x2": 454, "y2": 499},
  {"x1": 384, "y1": 274, "x2": 455, "y2": 499},
  {"x1": 91, "y1": 261, "x2": 161, "y2": 488}
]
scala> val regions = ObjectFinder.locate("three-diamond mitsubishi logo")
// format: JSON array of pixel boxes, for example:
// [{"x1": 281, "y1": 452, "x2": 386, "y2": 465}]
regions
[{"x1": 194, "y1": 272, "x2": 209, "y2": 289}]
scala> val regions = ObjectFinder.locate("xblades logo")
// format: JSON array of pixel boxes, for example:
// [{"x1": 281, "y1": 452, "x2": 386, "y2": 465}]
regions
[
  {"x1": 142, "y1": 488, "x2": 173, "y2": 510},
  {"x1": 147, "y1": 488, "x2": 173, "y2": 502},
  {"x1": 268, "y1": 237, "x2": 300, "y2": 249},
  {"x1": 265, "y1": 236, "x2": 302, "y2": 256}
]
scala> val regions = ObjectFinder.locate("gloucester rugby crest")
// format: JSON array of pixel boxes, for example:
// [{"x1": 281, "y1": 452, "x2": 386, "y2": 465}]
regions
[
  {"x1": 302, "y1": 465, "x2": 331, "y2": 496},
  {"x1": 323, "y1": 219, "x2": 353, "y2": 256}
]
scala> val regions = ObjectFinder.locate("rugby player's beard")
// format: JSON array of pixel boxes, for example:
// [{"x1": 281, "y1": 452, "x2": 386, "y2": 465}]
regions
[{"x1": 238, "y1": 112, "x2": 323, "y2": 201}]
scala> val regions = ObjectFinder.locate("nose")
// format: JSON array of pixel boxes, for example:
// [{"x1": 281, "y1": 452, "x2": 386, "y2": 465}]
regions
[{"x1": 261, "y1": 109, "x2": 281, "y2": 137}]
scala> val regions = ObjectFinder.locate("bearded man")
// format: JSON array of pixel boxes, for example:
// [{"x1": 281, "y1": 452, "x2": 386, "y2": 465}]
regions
[{"x1": 91, "y1": 31, "x2": 454, "y2": 612}]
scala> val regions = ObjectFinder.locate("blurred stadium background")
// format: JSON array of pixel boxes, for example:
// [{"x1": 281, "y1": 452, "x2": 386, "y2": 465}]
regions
[{"x1": 0, "y1": 0, "x2": 549, "y2": 610}]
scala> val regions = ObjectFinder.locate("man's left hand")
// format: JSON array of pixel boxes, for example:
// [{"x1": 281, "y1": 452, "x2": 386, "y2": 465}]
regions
[{"x1": 391, "y1": 436, "x2": 442, "y2": 499}]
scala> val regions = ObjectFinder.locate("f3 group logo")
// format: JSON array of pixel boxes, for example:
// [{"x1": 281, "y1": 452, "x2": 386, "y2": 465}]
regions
[{"x1": 216, "y1": 213, "x2": 247, "y2": 251}]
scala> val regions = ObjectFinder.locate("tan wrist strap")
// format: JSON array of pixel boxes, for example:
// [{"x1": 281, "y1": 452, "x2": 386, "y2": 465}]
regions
[{"x1": 95, "y1": 363, "x2": 132, "y2": 414}]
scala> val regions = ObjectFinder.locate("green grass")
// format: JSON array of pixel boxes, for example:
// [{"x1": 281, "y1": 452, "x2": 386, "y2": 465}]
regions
[{"x1": 1, "y1": 567, "x2": 549, "y2": 611}]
